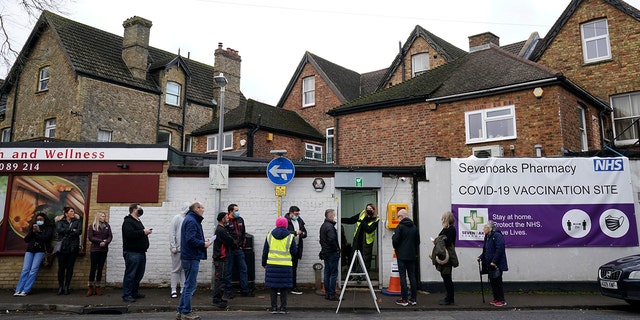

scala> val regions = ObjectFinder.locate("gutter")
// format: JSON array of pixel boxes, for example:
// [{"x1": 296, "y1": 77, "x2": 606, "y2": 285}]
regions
[{"x1": 425, "y1": 77, "x2": 560, "y2": 103}]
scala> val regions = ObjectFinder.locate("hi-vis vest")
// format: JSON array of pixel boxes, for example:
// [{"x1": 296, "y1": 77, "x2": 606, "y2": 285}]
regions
[
  {"x1": 354, "y1": 210, "x2": 380, "y2": 245},
  {"x1": 266, "y1": 232, "x2": 294, "y2": 266}
]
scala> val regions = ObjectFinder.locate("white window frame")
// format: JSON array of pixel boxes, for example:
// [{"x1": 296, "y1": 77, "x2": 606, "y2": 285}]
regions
[
  {"x1": 1, "y1": 128, "x2": 10, "y2": 142},
  {"x1": 157, "y1": 130, "x2": 171, "y2": 145},
  {"x1": 581, "y1": 19, "x2": 611, "y2": 63},
  {"x1": 325, "y1": 127, "x2": 334, "y2": 164},
  {"x1": 611, "y1": 92, "x2": 640, "y2": 146},
  {"x1": 305, "y1": 142, "x2": 323, "y2": 161},
  {"x1": 412, "y1": 53, "x2": 429, "y2": 77},
  {"x1": 185, "y1": 136, "x2": 193, "y2": 152},
  {"x1": 166, "y1": 81, "x2": 181, "y2": 106},
  {"x1": 302, "y1": 76, "x2": 315, "y2": 107},
  {"x1": 206, "y1": 132, "x2": 233, "y2": 152},
  {"x1": 465, "y1": 105, "x2": 517, "y2": 143},
  {"x1": 97, "y1": 129, "x2": 112, "y2": 142},
  {"x1": 38, "y1": 66, "x2": 50, "y2": 91},
  {"x1": 44, "y1": 118, "x2": 56, "y2": 138},
  {"x1": 578, "y1": 106, "x2": 588, "y2": 151}
]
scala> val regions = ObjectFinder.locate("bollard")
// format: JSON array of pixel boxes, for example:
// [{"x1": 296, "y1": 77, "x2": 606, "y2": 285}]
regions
[{"x1": 313, "y1": 263, "x2": 324, "y2": 295}]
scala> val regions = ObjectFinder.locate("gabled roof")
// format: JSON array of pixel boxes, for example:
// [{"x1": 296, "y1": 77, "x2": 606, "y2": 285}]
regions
[
  {"x1": 0, "y1": 11, "x2": 222, "y2": 107},
  {"x1": 276, "y1": 52, "x2": 362, "y2": 107},
  {"x1": 192, "y1": 99, "x2": 324, "y2": 141},
  {"x1": 329, "y1": 46, "x2": 608, "y2": 115},
  {"x1": 530, "y1": 0, "x2": 640, "y2": 61},
  {"x1": 376, "y1": 25, "x2": 468, "y2": 92}
]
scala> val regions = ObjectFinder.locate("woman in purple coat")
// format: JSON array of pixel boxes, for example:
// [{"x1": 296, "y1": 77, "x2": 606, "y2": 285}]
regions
[
  {"x1": 87, "y1": 212, "x2": 112, "y2": 296},
  {"x1": 262, "y1": 217, "x2": 297, "y2": 314}
]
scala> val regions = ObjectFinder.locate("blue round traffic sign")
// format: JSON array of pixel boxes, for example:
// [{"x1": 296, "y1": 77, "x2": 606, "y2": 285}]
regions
[{"x1": 267, "y1": 157, "x2": 295, "y2": 185}]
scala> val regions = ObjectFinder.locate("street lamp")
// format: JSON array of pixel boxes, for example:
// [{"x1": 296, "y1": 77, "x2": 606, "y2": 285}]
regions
[{"x1": 214, "y1": 72, "x2": 228, "y2": 213}]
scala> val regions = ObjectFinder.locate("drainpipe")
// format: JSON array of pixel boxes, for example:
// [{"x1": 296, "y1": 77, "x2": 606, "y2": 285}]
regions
[
  {"x1": 334, "y1": 117, "x2": 340, "y2": 164},
  {"x1": 247, "y1": 115, "x2": 261, "y2": 157},
  {"x1": 180, "y1": 76, "x2": 189, "y2": 151},
  {"x1": 9, "y1": 76, "x2": 20, "y2": 141}
]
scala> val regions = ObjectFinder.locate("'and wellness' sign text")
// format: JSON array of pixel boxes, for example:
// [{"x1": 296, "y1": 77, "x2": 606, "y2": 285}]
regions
[{"x1": 0, "y1": 148, "x2": 168, "y2": 161}]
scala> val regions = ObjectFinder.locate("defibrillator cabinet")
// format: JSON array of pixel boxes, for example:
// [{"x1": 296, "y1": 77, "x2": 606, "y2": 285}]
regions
[{"x1": 387, "y1": 203, "x2": 408, "y2": 229}]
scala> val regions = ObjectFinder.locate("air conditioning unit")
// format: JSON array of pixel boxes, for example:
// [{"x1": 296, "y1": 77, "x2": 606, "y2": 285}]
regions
[{"x1": 472, "y1": 145, "x2": 504, "y2": 158}]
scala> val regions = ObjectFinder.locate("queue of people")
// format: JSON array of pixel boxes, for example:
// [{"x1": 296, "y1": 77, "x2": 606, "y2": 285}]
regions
[{"x1": 10, "y1": 202, "x2": 509, "y2": 311}]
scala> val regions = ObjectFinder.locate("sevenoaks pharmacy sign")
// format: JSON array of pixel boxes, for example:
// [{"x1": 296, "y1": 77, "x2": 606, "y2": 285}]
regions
[{"x1": 451, "y1": 157, "x2": 638, "y2": 247}]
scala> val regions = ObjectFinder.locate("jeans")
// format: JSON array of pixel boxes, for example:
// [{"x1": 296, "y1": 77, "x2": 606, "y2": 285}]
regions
[
  {"x1": 57, "y1": 251, "x2": 78, "y2": 288},
  {"x1": 224, "y1": 248, "x2": 249, "y2": 294},
  {"x1": 323, "y1": 251, "x2": 340, "y2": 296},
  {"x1": 397, "y1": 259, "x2": 417, "y2": 301},
  {"x1": 177, "y1": 259, "x2": 199, "y2": 314},
  {"x1": 122, "y1": 251, "x2": 146, "y2": 298},
  {"x1": 89, "y1": 251, "x2": 108, "y2": 283},
  {"x1": 16, "y1": 251, "x2": 44, "y2": 293}
]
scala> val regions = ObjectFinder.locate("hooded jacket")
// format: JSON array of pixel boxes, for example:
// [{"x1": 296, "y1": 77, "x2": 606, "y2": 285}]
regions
[
  {"x1": 122, "y1": 214, "x2": 149, "y2": 253},
  {"x1": 180, "y1": 210, "x2": 207, "y2": 261},
  {"x1": 262, "y1": 227, "x2": 297, "y2": 288},
  {"x1": 392, "y1": 217, "x2": 420, "y2": 261}
]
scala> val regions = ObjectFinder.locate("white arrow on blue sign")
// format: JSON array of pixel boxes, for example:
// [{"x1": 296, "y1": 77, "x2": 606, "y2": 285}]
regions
[{"x1": 267, "y1": 157, "x2": 295, "y2": 185}]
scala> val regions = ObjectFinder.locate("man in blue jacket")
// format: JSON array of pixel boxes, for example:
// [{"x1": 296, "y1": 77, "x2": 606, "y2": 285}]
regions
[{"x1": 177, "y1": 202, "x2": 212, "y2": 320}]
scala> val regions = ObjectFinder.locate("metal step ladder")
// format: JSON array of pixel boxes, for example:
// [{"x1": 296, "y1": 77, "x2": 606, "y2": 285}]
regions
[{"x1": 336, "y1": 249, "x2": 380, "y2": 313}]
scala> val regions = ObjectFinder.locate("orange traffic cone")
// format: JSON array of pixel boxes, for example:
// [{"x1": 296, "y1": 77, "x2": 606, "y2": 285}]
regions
[{"x1": 381, "y1": 251, "x2": 402, "y2": 296}]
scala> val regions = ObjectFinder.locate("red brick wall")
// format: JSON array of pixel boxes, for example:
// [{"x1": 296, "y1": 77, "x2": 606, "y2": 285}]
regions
[{"x1": 335, "y1": 86, "x2": 602, "y2": 166}]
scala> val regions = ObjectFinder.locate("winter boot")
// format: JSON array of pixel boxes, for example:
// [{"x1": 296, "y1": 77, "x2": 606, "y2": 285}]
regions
[
  {"x1": 86, "y1": 283, "x2": 94, "y2": 296},
  {"x1": 95, "y1": 283, "x2": 103, "y2": 296}
]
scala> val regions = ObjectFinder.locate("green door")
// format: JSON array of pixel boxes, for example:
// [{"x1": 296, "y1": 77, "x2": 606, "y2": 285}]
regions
[{"x1": 340, "y1": 190, "x2": 378, "y2": 282}]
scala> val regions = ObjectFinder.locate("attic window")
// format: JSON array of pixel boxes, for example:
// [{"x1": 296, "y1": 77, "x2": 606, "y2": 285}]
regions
[
  {"x1": 302, "y1": 76, "x2": 315, "y2": 107},
  {"x1": 166, "y1": 81, "x2": 181, "y2": 106},
  {"x1": 581, "y1": 19, "x2": 611, "y2": 63},
  {"x1": 411, "y1": 53, "x2": 429, "y2": 77},
  {"x1": 38, "y1": 66, "x2": 50, "y2": 92}
]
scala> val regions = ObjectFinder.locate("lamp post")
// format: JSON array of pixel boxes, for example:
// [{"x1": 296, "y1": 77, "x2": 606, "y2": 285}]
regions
[{"x1": 214, "y1": 72, "x2": 228, "y2": 213}]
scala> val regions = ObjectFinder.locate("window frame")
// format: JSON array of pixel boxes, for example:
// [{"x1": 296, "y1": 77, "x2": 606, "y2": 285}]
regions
[
  {"x1": 411, "y1": 53, "x2": 429, "y2": 77},
  {"x1": 580, "y1": 19, "x2": 611, "y2": 63},
  {"x1": 611, "y1": 92, "x2": 640, "y2": 146},
  {"x1": 206, "y1": 132, "x2": 233, "y2": 152},
  {"x1": 44, "y1": 118, "x2": 56, "y2": 138},
  {"x1": 38, "y1": 66, "x2": 50, "y2": 92},
  {"x1": 465, "y1": 105, "x2": 517, "y2": 144},
  {"x1": 157, "y1": 130, "x2": 171, "y2": 145},
  {"x1": 165, "y1": 81, "x2": 182, "y2": 106},
  {"x1": 305, "y1": 142, "x2": 323, "y2": 161},
  {"x1": 302, "y1": 76, "x2": 315, "y2": 107},
  {"x1": 97, "y1": 129, "x2": 112, "y2": 142},
  {"x1": 578, "y1": 106, "x2": 588, "y2": 151},
  {"x1": 1, "y1": 127, "x2": 10, "y2": 142},
  {"x1": 325, "y1": 127, "x2": 334, "y2": 164}
]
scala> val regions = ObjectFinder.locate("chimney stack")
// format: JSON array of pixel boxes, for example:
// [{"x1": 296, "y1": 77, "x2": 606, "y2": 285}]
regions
[
  {"x1": 468, "y1": 32, "x2": 499, "y2": 52},
  {"x1": 122, "y1": 16, "x2": 152, "y2": 79},
  {"x1": 214, "y1": 42, "x2": 242, "y2": 111}
]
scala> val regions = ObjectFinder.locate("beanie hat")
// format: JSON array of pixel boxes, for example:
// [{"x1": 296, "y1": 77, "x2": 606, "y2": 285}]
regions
[
  {"x1": 276, "y1": 217, "x2": 288, "y2": 228},
  {"x1": 217, "y1": 212, "x2": 227, "y2": 222}
]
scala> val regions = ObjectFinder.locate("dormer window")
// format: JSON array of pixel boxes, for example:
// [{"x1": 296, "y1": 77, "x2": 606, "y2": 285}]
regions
[
  {"x1": 38, "y1": 66, "x2": 50, "y2": 92},
  {"x1": 166, "y1": 81, "x2": 181, "y2": 106},
  {"x1": 581, "y1": 19, "x2": 611, "y2": 63},
  {"x1": 412, "y1": 53, "x2": 429, "y2": 77}
]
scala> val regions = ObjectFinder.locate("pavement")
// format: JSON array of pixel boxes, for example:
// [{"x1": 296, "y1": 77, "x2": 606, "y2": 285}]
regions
[{"x1": 0, "y1": 285, "x2": 627, "y2": 315}]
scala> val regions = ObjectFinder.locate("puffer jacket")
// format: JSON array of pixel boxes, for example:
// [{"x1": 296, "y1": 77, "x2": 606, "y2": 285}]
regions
[{"x1": 262, "y1": 227, "x2": 297, "y2": 289}]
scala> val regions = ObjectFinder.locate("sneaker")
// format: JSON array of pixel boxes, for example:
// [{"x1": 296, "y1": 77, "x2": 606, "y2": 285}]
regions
[
  {"x1": 490, "y1": 299, "x2": 499, "y2": 305},
  {"x1": 395, "y1": 298, "x2": 409, "y2": 306},
  {"x1": 180, "y1": 312, "x2": 201, "y2": 320},
  {"x1": 270, "y1": 307, "x2": 278, "y2": 314},
  {"x1": 408, "y1": 299, "x2": 417, "y2": 306},
  {"x1": 223, "y1": 293, "x2": 235, "y2": 300},
  {"x1": 122, "y1": 296, "x2": 136, "y2": 302},
  {"x1": 493, "y1": 300, "x2": 507, "y2": 307},
  {"x1": 13, "y1": 292, "x2": 20, "y2": 297},
  {"x1": 171, "y1": 292, "x2": 178, "y2": 298},
  {"x1": 176, "y1": 312, "x2": 182, "y2": 320},
  {"x1": 279, "y1": 308, "x2": 288, "y2": 314},
  {"x1": 291, "y1": 288, "x2": 302, "y2": 295},
  {"x1": 132, "y1": 293, "x2": 145, "y2": 299},
  {"x1": 214, "y1": 301, "x2": 228, "y2": 309}
]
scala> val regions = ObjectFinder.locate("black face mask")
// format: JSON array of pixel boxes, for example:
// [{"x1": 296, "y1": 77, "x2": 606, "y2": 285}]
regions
[
  {"x1": 137, "y1": 208, "x2": 144, "y2": 216},
  {"x1": 366, "y1": 210, "x2": 374, "y2": 216}
]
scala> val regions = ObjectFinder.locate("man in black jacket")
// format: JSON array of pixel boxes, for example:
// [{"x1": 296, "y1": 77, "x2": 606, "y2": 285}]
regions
[
  {"x1": 213, "y1": 212, "x2": 235, "y2": 308},
  {"x1": 319, "y1": 209, "x2": 340, "y2": 301},
  {"x1": 391, "y1": 209, "x2": 420, "y2": 306},
  {"x1": 121, "y1": 203, "x2": 152, "y2": 303},
  {"x1": 285, "y1": 206, "x2": 307, "y2": 295}
]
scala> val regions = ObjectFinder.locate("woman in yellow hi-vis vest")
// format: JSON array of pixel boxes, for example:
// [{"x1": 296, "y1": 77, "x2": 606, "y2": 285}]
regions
[
  {"x1": 262, "y1": 217, "x2": 297, "y2": 314},
  {"x1": 341, "y1": 203, "x2": 380, "y2": 277}
]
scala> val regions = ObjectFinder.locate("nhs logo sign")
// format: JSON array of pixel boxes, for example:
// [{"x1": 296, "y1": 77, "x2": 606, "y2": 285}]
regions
[{"x1": 594, "y1": 158, "x2": 624, "y2": 171}]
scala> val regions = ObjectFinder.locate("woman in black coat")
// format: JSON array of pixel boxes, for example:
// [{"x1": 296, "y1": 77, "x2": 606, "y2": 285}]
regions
[{"x1": 56, "y1": 206, "x2": 82, "y2": 295}]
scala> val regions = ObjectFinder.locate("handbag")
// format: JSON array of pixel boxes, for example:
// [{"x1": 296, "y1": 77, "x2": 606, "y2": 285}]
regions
[
  {"x1": 52, "y1": 240, "x2": 63, "y2": 255},
  {"x1": 488, "y1": 266, "x2": 502, "y2": 279},
  {"x1": 42, "y1": 251, "x2": 54, "y2": 268}
]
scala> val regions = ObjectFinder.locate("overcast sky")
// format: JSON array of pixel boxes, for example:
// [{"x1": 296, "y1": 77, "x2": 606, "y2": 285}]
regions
[{"x1": 3, "y1": 0, "x2": 640, "y2": 105}]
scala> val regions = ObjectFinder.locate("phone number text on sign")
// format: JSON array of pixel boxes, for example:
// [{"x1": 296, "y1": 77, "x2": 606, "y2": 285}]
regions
[{"x1": 0, "y1": 162, "x2": 41, "y2": 172}]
